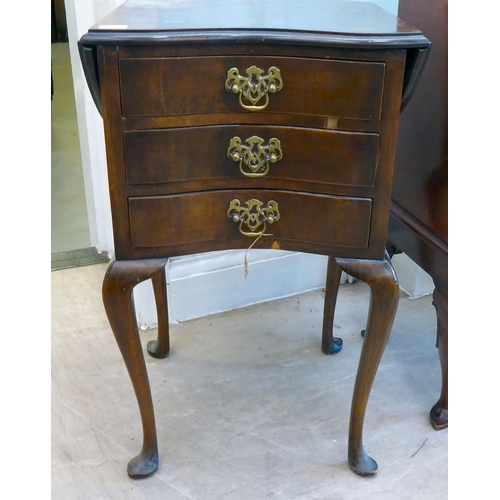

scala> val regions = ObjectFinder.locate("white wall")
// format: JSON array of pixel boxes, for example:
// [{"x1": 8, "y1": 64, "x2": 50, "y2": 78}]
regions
[
  {"x1": 371, "y1": 0, "x2": 399, "y2": 15},
  {"x1": 391, "y1": 253, "x2": 434, "y2": 298},
  {"x1": 65, "y1": 0, "x2": 127, "y2": 258},
  {"x1": 66, "y1": 0, "x2": 430, "y2": 328}
]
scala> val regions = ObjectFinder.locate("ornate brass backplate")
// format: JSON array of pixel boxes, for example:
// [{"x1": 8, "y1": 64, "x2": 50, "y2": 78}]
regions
[
  {"x1": 227, "y1": 198, "x2": 280, "y2": 236},
  {"x1": 227, "y1": 135, "x2": 283, "y2": 177},
  {"x1": 225, "y1": 65, "x2": 283, "y2": 111}
]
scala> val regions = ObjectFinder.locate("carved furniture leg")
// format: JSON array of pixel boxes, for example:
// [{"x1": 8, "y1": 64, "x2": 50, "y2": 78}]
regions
[
  {"x1": 102, "y1": 259, "x2": 168, "y2": 479},
  {"x1": 147, "y1": 266, "x2": 171, "y2": 359},
  {"x1": 429, "y1": 284, "x2": 448, "y2": 430},
  {"x1": 321, "y1": 256, "x2": 344, "y2": 354},
  {"x1": 336, "y1": 257, "x2": 399, "y2": 476}
]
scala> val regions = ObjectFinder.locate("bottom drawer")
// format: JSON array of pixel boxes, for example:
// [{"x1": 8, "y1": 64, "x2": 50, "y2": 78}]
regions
[{"x1": 128, "y1": 190, "x2": 372, "y2": 251}]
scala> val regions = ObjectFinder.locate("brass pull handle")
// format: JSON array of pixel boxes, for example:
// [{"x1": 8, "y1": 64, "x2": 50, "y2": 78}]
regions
[
  {"x1": 225, "y1": 65, "x2": 283, "y2": 111},
  {"x1": 228, "y1": 135, "x2": 283, "y2": 177},
  {"x1": 227, "y1": 199, "x2": 280, "y2": 237}
]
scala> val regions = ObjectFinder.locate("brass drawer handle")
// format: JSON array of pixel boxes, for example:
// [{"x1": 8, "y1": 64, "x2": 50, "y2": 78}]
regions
[
  {"x1": 227, "y1": 198, "x2": 280, "y2": 237},
  {"x1": 228, "y1": 135, "x2": 283, "y2": 177},
  {"x1": 225, "y1": 65, "x2": 283, "y2": 111}
]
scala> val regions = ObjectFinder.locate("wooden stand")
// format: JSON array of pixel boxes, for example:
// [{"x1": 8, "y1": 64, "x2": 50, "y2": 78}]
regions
[
  {"x1": 80, "y1": 0, "x2": 430, "y2": 479},
  {"x1": 103, "y1": 256, "x2": 398, "y2": 478}
]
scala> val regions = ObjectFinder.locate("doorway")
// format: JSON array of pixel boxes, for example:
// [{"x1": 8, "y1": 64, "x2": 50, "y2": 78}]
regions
[{"x1": 51, "y1": 0, "x2": 108, "y2": 270}]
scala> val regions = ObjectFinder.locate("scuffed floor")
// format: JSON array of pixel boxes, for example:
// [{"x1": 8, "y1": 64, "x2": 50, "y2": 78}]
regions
[{"x1": 52, "y1": 263, "x2": 447, "y2": 499}]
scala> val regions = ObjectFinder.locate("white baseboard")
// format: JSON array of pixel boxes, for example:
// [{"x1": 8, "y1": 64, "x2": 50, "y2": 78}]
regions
[
  {"x1": 391, "y1": 253, "x2": 434, "y2": 298},
  {"x1": 133, "y1": 249, "x2": 432, "y2": 329},
  {"x1": 134, "y1": 250, "x2": 344, "y2": 328}
]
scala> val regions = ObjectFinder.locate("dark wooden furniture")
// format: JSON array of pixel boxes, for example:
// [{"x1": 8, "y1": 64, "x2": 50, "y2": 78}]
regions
[
  {"x1": 79, "y1": 0, "x2": 429, "y2": 480},
  {"x1": 323, "y1": 1, "x2": 448, "y2": 432},
  {"x1": 51, "y1": 0, "x2": 68, "y2": 43},
  {"x1": 388, "y1": 0, "x2": 448, "y2": 431}
]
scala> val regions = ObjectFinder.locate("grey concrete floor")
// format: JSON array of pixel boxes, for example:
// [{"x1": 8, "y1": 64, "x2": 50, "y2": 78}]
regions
[{"x1": 52, "y1": 263, "x2": 447, "y2": 499}]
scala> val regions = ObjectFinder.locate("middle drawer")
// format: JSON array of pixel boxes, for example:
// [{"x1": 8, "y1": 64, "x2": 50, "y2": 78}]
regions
[{"x1": 124, "y1": 125, "x2": 379, "y2": 190}]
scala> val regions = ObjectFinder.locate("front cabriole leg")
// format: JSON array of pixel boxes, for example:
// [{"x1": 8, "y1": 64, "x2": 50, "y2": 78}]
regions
[
  {"x1": 336, "y1": 256, "x2": 399, "y2": 476},
  {"x1": 102, "y1": 259, "x2": 167, "y2": 479}
]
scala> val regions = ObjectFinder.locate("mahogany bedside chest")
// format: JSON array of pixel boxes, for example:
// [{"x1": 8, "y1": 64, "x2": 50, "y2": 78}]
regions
[{"x1": 79, "y1": 0, "x2": 430, "y2": 479}]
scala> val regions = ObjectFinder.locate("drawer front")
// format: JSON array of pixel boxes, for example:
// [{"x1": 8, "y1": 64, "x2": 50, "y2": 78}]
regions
[
  {"x1": 119, "y1": 56, "x2": 385, "y2": 120},
  {"x1": 124, "y1": 126, "x2": 379, "y2": 188},
  {"x1": 128, "y1": 190, "x2": 372, "y2": 250}
]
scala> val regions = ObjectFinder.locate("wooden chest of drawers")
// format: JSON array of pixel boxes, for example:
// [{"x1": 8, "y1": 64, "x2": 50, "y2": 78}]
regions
[
  {"x1": 79, "y1": 0, "x2": 429, "y2": 481},
  {"x1": 87, "y1": 42, "x2": 411, "y2": 261}
]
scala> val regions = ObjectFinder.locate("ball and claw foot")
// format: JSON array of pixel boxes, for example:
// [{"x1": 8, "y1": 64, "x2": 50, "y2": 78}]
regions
[
  {"x1": 147, "y1": 340, "x2": 170, "y2": 359},
  {"x1": 127, "y1": 450, "x2": 159, "y2": 479},
  {"x1": 348, "y1": 450, "x2": 378, "y2": 477},
  {"x1": 322, "y1": 337, "x2": 343, "y2": 355}
]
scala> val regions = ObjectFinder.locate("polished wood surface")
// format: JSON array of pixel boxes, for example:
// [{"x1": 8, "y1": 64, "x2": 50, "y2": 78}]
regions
[
  {"x1": 388, "y1": 0, "x2": 448, "y2": 429},
  {"x1": 124, "y1": 125, "x2": 380, "y2": 189},
  {"x1": 89, "y1": 42, "x2": 408, "y2": 262},
  {"x1": 430, "y1": 284, "x2": 448, "y2": 430},
  {"x1": 89, "y1": 0, "x2": 421, "y2": 35},
  {"x1": 147, "y1": 267, "x2": 170, "y2": 359},
  {"x1": 393, "y1": 2, "x2": 448, "y2": 244},
  {"x1": 128, "y1": 190, "x2": 373, "y2": 251},
  {"x1": 336, "y1": 257, "x2": 399, "y2": 476},
  {"x1": 80, "y1": 0, "x2": 429, "y2": 479},
  {"x1": 322, "y1": 257, "x2": 344, "y2": 355},
  {"x1": 102, "y1": 259, "x2": 168, "y2": 478},
  {"x1": 120, "y1": 56, "x2": 385, "y2": 119}
]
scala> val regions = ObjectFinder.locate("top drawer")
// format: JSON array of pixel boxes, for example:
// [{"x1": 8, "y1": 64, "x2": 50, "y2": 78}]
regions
[{"x1": 119, "y1": 56, "x2": 385, "y2": 120}]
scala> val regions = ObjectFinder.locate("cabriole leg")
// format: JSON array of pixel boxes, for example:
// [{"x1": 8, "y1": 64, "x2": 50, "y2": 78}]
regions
[
  {"x1": 102, "y1": 259, "x2": 167, "y2": 479},
  {"x1": 147, "y1": 266, "x2": 171, "y2": 359},
  {"x1": 321, "y1": 256, "x2": 344, "y2": 354},
  {"x1": 336, "y1": 256, "x2": 399, "y2": 476},
  {"x1": 430, "y1": 284, "x2": 448, "y2": 430}
]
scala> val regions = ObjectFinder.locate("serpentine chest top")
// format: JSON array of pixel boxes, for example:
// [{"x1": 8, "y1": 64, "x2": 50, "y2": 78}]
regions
[{"x1": 79, "y1": 0, "x2": 429, "y2": 480}]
